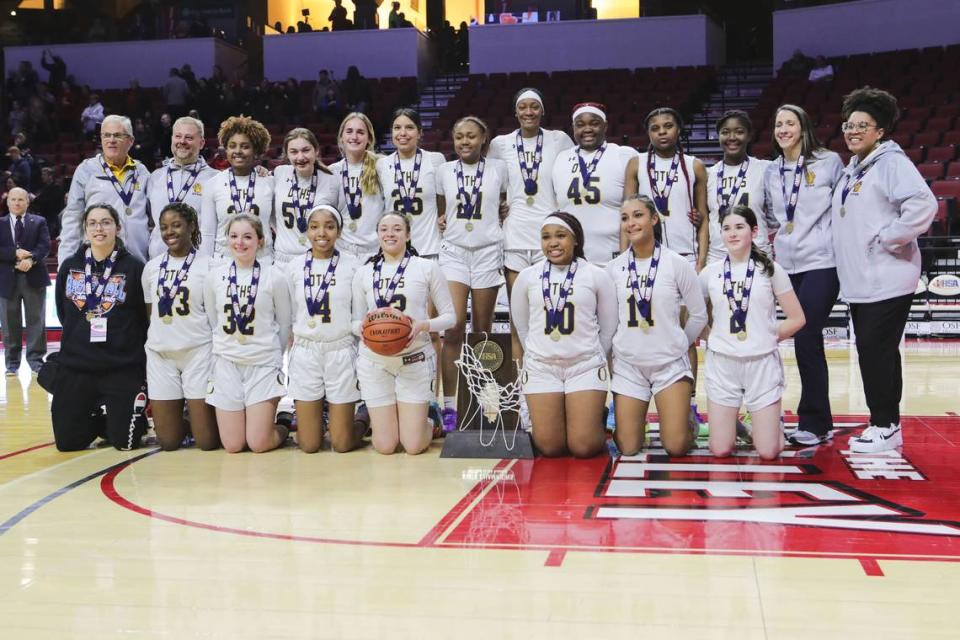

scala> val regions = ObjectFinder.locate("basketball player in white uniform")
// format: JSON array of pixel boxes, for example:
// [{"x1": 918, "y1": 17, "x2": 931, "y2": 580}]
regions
[
  {"x1": 352, "y1": 212, "x2": 456, "y2": 455},
  {"x1": 510, "y1": 212, "x2": 618, "y2": 457},
  {"x1": 200, "y1": 116, "x2": 276, "y2": 264},
  {"x1": 606, "y1": 195, "x2": 707, "y2": 457},
  {"x1": 142, "y1": 202, "x2": 218, "y2": 451},
  {"x1": 331, "y1": 112, "x2": 384, "y2": 264},
  {"x1": 203, "y1": 213, "x2": 291, "y2": 453},
  {"x1": 700, "y1": 205, "x2": 805, "y2": 460},
  {"x1": 272, "y1": 128, "x2": 339, "y2": 265},
  {"x1": 435, "y1": 116, "x2": 509, "y2": 431},
  {"x1": 279, "y1": 205, "x2": 363, "y2": 453},
  {"x1": 552, "y1": 103, "x2": 638, "y2": 266}
]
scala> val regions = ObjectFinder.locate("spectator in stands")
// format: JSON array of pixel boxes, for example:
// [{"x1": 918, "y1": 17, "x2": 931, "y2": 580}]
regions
[
  {"x1": 27, "y1": 94, "x2": 54, "y2": 145},
  {"x1": 808, "y1": 56, "x2": 834, "y2": 84},
  {"x1": 125, "y1": 79, "x2": 149, "y2": 116},
  {"x1": 783, "y1": 49, "x2": 812, "y2": 76},
  {"x1": 0, "y1": 186, "x2": 50, "y2": 376},
  {"x1": 58, "y1": 114, "x2": 152, "y2": 265},
  {"x1": 354, "y1": 0, "x2": 378, "y2": 29},
  {"x1": 388, "y1": 2, "x2": 403, "y2": 28},
  {"x1": 156, "y1": 113, "x2": 174, "y2": 162},
  {"x1": 342, "y1": 66, "x2": 372, "y2": 116},
  {"x1": 162, "y1": 68, "x2": 190, "y2": 121},
  {"x1": 312, "y1": 70, "x2": 340, "y2": 112},
  {"x1": 833, "y1": 87, "x2": 936, "y2": 454},
  {"x1": 32, "y1": 167, "x2": 64, "y2": 239},
  {"x1": 7, "y1": 100, "x2": 28, "y2": 137},
  {"x1": 80, "y1": 93, "x2": 104, "y2": 138},
  {"x1": 40, "y1": 50, "x2": 66, "y2": 93},
  {"x1": 330, "y1": 0, "x2": 350, "y2": 30},
  {"x1": 130, "y1": 118, "x2": 158, "y2": 169},
  {"x1": 6, "y1": 147, "x2": 31, "y2": 188}
]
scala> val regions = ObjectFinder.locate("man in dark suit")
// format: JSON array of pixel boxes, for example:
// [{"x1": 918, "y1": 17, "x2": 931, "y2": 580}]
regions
[{"x1": 1, "y1": 187, "x2": 50, "y2": 375}]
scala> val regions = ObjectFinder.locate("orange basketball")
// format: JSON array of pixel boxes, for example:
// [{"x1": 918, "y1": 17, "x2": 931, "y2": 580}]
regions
[{"x1": 362, "y1": 307, "x2": 414, "y2": 356}]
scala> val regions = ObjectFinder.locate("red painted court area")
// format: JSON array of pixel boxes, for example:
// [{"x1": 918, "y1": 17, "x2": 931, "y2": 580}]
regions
[{"x1": 437, "y1": 416, "x2": 960, "y2": 561}]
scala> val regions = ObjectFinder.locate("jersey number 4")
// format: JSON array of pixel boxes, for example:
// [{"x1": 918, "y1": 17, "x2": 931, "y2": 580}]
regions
[{"x1": 567, "y1": 176, "x2": 600, "y2": 205}]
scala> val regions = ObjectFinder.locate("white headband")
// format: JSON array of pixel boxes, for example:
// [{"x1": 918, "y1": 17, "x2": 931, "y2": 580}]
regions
[
  {"x1": 572, "y1": 105, "x2": 606, "y2": 122},
  {"x1": 308, "y1": 204, "x2": 343, "y2": 229},
  {"x1": 515, "y1": 90, "x2": 543, "y2": 109},
  {"x1": 541, "y1": 216, "x2": 575, "y2": 234}
]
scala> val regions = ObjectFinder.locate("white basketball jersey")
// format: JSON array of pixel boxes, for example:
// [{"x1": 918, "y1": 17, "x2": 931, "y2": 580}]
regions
[
  {"x1": 376, "y1": 150, "x2": 446, "y2": 256},
  {"x1": 488, "y1": 128, "x2": 574, "y2": 251},
  {"x1": 330, "y1": 158, "x2": 385, "y2": 254},
  {"x1": 281, "y1": 251, "x2": 360, "y2": 343},
  {"x1": 700, "y1": 257, "x2": 793, "y2": 358},
  {"x1": 552, "y1": 142, "x2": 638, "y2": 265},
  {"x1": 142, "y1": 252, "x2": 213, "y2": 352},
  {"x1": 636, "y1": 151, "x2": 699, "y2": 257},
  {"x1": 200, "y1": 169, "x2": 276, "y2": 262},
  {"x1": 436, "y1": 157, "x2": 507, "y2": 248},
  {"x1": 272, "y1": 165, "x2": 340, "y2": 258},
  {"x1": 605, "y1": 247, "x2": 704, "y2": 368},
  {"x1": 706, "y1": 157, "x2": 772, "y2": 263},
  {"x1": 204, "y1": 261, "x2": 285, "y2": 366}
]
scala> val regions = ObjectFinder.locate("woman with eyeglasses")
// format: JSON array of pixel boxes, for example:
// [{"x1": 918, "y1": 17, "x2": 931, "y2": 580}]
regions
[
  {"x1": 762, "y1": 104, "x2": 844, "y2": 447},
  {"x1": 51, "y1": 203, "x2": 149, "y2": 451},
  {"x1": 832, "y1": 87, "x2": 936, "y2": 453}
]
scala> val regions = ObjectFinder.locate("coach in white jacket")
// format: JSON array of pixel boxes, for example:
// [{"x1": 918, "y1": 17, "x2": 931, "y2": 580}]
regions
[
  {"x1": 58, "y1": 115, "x2": 152, "y2": 265},
  {"x1": 832, "y1": 87, "x2": 936, "y2": 454}
]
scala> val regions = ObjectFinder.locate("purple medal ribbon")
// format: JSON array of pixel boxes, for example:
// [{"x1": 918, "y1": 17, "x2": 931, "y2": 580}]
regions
[
  {"x1": 576, "y1": 142, "x2": 606, "y2": 186},
  {"x1": 228, "y1": 168, "x2": 256, "y2": 213},
  {"x1": 455, "y1": 158, "x2": 486, "y2": 220},
  {"x1": 778, "y1": 155, "x2": 805, "y2": 225},
  {"x1": 165, "y1": 161, "x2": 203, "y2": 203},
  {"x1": 341, "y1": 162, "x2": 362, "y2": 222},
  {"x1": 627, "y1": 243, "x2": 661, "y2": 324},
  {"x1": 227, "y1": 260, "x2": 260, "y2": 334},
  {"x1": 516, "y1": 129, "x2": 544, "y2": 196},
  {"x1": 304, "y1": 250, "x2": 340, "y2": 317},
  {"x1": 157, "y1": 248, "x2": 196, "y2": 318},
  {"x1": 541, "y1": 259, "x2": 578, "y2": 332},
  {"x1": 290, "y1": 169, "x2": 319, "y2": 234},
  {"x1": 393, "y1": 150, "x2": 423, "y2": 215},
  {"x1": 717, "y1": 158, "x2": 750, "y2": 214},
  {"x1": 647, "y1": 152, "x2": 680, "y2": 214},
  {"x1": 841, "y1": 161, "x2": 874, "y2": 208},
  {"x1": 83, "y1": 247, "x2": 119, "y2": 317},
  {"x1": 98, "y1": 155, "x2": 138, "y2": 209},
  {"x1": 723, "y1": 255, "x2": 755, "y2": 334},
  {"x1": 373, "y1": 251, "x2": 411, "y2": 308}
]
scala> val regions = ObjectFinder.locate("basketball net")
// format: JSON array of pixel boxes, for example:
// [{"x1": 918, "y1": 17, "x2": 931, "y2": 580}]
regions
[{"x1": 454, "y1": 334, "x2": 525, "y2": 451}]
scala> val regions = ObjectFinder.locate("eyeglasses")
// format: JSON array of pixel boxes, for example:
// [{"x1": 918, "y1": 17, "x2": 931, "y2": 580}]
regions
[
  {"x1": 85, "y1": 220, "x2": 116, "y2": 229},
  {"x1": 101, "y1": 132, "x2": 131, "y2": 140},
  {"x1": 841, "y1": 121, "x2": 879, "y2": 133}
]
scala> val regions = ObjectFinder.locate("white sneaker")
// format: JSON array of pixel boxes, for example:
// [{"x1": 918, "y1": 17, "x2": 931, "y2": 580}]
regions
[
  {"x1": 788, "y1": 429, "x2": 833, "y2": 447},
  {"x1": 848, "y1": 424, "x2": 902, "y2": 453}
]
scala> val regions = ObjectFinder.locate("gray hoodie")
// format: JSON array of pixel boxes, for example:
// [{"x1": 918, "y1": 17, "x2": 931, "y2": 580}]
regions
[{"x1": 831, "y1": 140, "x2": 936, "y2": 304}]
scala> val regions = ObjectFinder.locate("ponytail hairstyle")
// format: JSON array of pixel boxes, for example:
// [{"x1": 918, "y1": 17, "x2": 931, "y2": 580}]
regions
[
  {"x1": 81, "y1": 203, "x2": 126, "y2": 251},
  {"x1": 391, "y1": 107, "x2": 422, "y2": 132},
  {"x1": 452, "y1": 115, "x2": 490, "y2": 155},
  {"x1": 644, "y1": 106, "x2": 685, "y2": 153},
  {"x1": 283, "y1": 127, "x2": 333, "y2": 175},
  {"x1": 513, "y1": 87, "x2": 546, "y2": 117},
  {"x1": 158, "y1": 201, "x2": 202, "y2": 249},
  {"x1": 623, "y1": 193, "x2": 662, "y2": 244},
  {"x1": 542, "y1": 211, "x2": 586, "y2": 262},
  {"x1": 337, "y1": 112, "x2": 381, "y2": 196},
  {"x1": 367, "y1": 210, "x2": 421, "y2": 264},
  {"x1": 720, "y1": 205, "x2": 774, "y2": 277},
  {"x1": 771, "y1": 104, "x2": 827, "y2": 163}
]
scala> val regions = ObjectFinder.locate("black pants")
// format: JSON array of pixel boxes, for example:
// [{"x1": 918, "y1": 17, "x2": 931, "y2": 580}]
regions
[
  {"x1": 849, "y1": 293, "x2": 913, "y2": 427},
  {"x1": 51, "y1": 364, "x2": 148, "y2": 451},
  {"x1": 789, "y1": 268, "x2": 840, "y2": 436}
]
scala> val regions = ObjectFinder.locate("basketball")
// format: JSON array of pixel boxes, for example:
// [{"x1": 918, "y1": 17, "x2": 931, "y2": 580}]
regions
[{"x1": 362, "y1": 307, "x2": 414, "y2": 356}]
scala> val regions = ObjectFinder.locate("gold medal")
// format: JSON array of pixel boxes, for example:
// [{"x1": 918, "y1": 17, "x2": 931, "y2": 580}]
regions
[
  {"x1": 639, "y1": 318, "x2": 650, "y2": 330},
  {"x1": 349, "y1": 221, "x2": 357, "y2": 232},
  {"x1": 85, "y1": 311, "x2": 96, "y2": 321},
  {"x1": 550, "y1": 328, "x2": 561, "y2": 342},
  {"x1": 840, "y1": 206, "x2": 846, "y2": 217},
  {"x1": 465, "y1": 222, "x2": 474, "y2": 232},
  {"x1": 737, "y1": 330, "x2": 748, "y2": 342},
  {"x1": 237, "y1": 335, "x2": 247, "y2": 344},
  {"x1": 124, "y1": 206, "x2": 133, "y2": 216},
  {"x1": 299, "y1": 236, "x2": 307, "y2": 246},
  {"x1": 162, "y1": 316, "x2": 173, "y2": 325},
  {"x1": 308, "y1": 319, "x2": 317, "y2": 328},
  {"x1": 526, "y1": 196, "x2": 535, "y2": 206},
  {"x1": 785, "y1": 221, "x2": 794, "y2": 234}
]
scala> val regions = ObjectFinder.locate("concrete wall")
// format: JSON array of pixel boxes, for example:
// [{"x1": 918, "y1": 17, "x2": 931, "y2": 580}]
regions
[
  {"x1": 3, "y1": 38, "x2": 247, "y2": 89},
  {"x1": 469, "y1": 16, "x2": 725, "y2": 74},
  {"x1": 773, "y1": 0, "x2": 960, "y2": 71}
]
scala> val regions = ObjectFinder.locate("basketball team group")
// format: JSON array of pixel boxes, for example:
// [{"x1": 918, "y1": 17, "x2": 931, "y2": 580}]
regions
[{"x1": 40, "y1": 83, "x2": 936, "y2": 461}]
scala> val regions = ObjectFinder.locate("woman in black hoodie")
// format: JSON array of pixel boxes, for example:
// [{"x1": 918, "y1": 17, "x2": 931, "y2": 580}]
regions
[{"x1": 52, "y1": 203, "x2": 149, "y2": 451}]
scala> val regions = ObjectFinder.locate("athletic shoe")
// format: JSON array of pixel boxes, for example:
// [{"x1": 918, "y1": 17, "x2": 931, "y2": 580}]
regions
[
  {"x1": 605, "y1": 401, "x2": 616, "y2": 431},
  {"x1": 687, "y1": 406, "x2": 700, "y2": 442},
  {"x1": 691, "y1": 402, "x2": 708, "y2": 437},
  {"x1": 353, "y1": 402, "x2": 371, "y2": 439},
  {"x1": 276, "y1": 411, "x2": 297, "y2": 432},
  {"x1": 5, "y1": 368, "x2": 16, "y2": 377},
  {"x1": 848, "y1": 423, "x2": 902, "y2": 453},
  {"x1": 736, "y1": 413, "x2": 753, "y2": 445},
  {"x1": 428, "y1": 401, "x2": 444, "y2": 439},
  {"x1": 441, "y1": 408, "x2": 458, "y2": 433},
  {"x1": 787, "y1": 429, "x2": 833, "y2": 447}
]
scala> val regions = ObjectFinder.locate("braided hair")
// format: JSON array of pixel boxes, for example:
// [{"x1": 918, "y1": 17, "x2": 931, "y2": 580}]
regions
[{"x1": 158, "y1": 202, "x2": 202, "y2": 249}]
